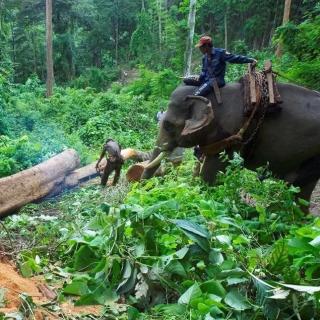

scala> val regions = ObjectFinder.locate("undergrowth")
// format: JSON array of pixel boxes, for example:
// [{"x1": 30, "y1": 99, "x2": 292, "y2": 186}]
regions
[{"x1": 1, "y1": 155, "x2": 319, "y2": 319}]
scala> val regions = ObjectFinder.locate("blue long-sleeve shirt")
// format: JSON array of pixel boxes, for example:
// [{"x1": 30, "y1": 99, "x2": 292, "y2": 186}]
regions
[{"x1": 199, "y1": 48, "x2": 254, "y2": 87}]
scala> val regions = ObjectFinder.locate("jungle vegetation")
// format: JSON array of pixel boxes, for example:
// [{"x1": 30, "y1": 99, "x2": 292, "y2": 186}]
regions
[{"x1": 0, "y1": 0, "x2": 320, "y2": 319}]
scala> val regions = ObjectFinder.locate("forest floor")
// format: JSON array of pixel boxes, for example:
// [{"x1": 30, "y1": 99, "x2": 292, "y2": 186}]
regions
[{"x1": 0, "y1": 174, "x2": 319, "y2": 318}]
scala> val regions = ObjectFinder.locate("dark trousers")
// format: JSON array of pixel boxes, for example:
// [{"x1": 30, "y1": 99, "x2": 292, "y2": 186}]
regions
[{"x1": 101, "y1": 159, "x2": 123, "y2": 186}]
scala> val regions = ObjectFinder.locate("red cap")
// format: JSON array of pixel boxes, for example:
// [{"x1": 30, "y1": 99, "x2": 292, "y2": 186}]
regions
[{"x1": 195, "y1": 36, "x2": 212, "y2": 48}]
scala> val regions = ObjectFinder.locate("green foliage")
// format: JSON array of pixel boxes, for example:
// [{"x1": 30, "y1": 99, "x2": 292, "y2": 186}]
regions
[
  {"x1": 0, "y1": 135, "x2": 42, "y2": 177},
  {"x1": 4, "y1": 154, "x2": 319, "y2": 319},
  {"x1": 0, "y1": 66, "x2": 174, "y2": 177},
  {"x1": 275, "y1": 14, "x2": 320, "y2": 90},
  {"x1": 71, "y1": 65, "x2": 120, "y2": 91}
]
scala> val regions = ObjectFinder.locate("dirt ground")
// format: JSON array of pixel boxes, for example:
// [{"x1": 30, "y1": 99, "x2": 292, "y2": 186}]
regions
[{"x1": 0, "y1": 261, "x2": 102, "y2": 319}]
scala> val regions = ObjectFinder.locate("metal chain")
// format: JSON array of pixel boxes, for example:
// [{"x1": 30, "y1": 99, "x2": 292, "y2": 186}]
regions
[{"x1": 243, "y1": 72, "x2": 269, "y2": 146}]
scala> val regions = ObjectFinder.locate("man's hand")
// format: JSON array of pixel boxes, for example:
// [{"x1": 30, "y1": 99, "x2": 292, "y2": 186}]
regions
[
  {"x1": 95, "y1": 162, "x2": 100, "y2": 173},
  {"x1": 251, "y1": 59, "x2": 258, "y2": 67}
]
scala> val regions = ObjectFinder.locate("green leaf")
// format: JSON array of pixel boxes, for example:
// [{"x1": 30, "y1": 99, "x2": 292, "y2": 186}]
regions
[
  {"x1": 100, "y1": 203, "x2": 111, "y2": 213},
  {"x1": 277, "y1": 283, "x2": 320, "y2": 294},
  {"x1": 209, "y1": 249, "x2": 224, "y2": 265},
  {"x1": 268, "y1": 239, "x2": 289, "y2": 273},
  {"x1": 174, "y1": 246, "x2": 189, "y2": 259},
  {"x1": 75, "y1": 287, "x2": 117, "y2": 306},
  {"x1": 128, "y1": 306, "x2": 140, "y2": 320},
  {"x1": 63, "y1": 280, "x2": 89, "y2": 296},
  {"x1": 19, "y1": 262, "x2": 33, "y2": 278},
  {"x1": 154, "y1": 303, "x2": 187, "y2": 315},
  {"x1": 141, "y1": 200, "x2": 178, "y2": 219},
  {"x1": 256, "y1": 205, "x2": 266, "y2": 224},
  {"x1": 174, "y1": 220, "x2": 210, "y2": 252},
  {"x1": 73, "y1": 245, "x2": 99, "y2": 271},
  {"x1": 165, "y1": 260, "x2": 187, "y2": 277},
  {"x1": 224, "y1": 289, "x2": 250, "y2": 311},
  {"x1": 200, "y1": 280, "x2": 226, "y2": 297},
  {"x1": 198, "y1": 302, "x2": 210, "y2": 314},
  {"x1": 219, "y1": 268, "x2": 245, "y2": 279},
  {"x1": 226, "y1": 277, "x2": 248, "y2": 286},
  {"x1": 288, "y1": 238, "x2": 315, "y2": 252},
  {"x1": 309, "y1": 235, "x2": 320, "y2": 247},
  {"x1": 174, "y1": 219, "x2": 210, "y2": 238},
  {"x1": 215, "y1": 235, "x2": 231, "y2": 246},
  {"x1": 178, "y1": 283, "x2": 202, "y2": 305}
]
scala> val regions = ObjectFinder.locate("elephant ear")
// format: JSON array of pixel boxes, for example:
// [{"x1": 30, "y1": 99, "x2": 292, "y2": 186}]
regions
[{"x1": 181, "y1": 95, "x2": 214, "y2": 136}]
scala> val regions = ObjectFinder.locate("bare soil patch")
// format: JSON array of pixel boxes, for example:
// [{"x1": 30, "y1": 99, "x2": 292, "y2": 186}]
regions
[{"x1": 0, "y1": 261, "x2": 102, "y2": 318}]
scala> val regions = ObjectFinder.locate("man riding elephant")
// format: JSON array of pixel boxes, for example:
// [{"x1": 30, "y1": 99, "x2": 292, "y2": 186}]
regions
[
  {"x1": 96, "y1": 138, "x2": 124, "y2": 186},
  {"x1": 184, "y1": 35, "x2": 257, "y2": 96}
]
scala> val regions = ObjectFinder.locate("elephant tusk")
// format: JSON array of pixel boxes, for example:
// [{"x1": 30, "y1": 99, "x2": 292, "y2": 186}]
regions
[{"x1": 145, "y1": 152, "x2": 166, "y2": 169}]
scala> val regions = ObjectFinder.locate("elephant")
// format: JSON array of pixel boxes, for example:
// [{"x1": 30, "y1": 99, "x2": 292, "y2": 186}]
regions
[{"x1": 141, "y1": 82, "x2": 320, "y2": 204}]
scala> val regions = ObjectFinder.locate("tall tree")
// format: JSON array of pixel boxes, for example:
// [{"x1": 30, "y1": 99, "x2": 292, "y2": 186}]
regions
[
  {"x1": 46, "y1": 0, "x2": 54, "y2": 96},
  {"x1": 276, "y1": 0, "x2": 292, "y2": 57},
  {"x1": 184, "y1": 0, "x2": 196, "y2": 76}
]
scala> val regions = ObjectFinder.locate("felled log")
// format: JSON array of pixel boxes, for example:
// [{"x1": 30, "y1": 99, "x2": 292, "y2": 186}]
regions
[
  {"x1": 126, "y1": 147, "x2": 184, "y2": 182},
  {"x1": 126, "y1": 161, "x2": 164, "y2": 182},
  {"x1": 0, "y1": 148, "x2": 154, "y2": 217},
  {"x1": 0, "y1": 149, "x2": 80, "y2": 217}
]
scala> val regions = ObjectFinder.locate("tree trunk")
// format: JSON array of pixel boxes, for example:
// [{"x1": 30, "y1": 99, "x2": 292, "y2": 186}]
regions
[
  {"x1": 114, "y1": 0, "x2": 119, "y2": 65},
  {"x1": 275, "y1": 0, "x2": 292, "y2": 57},
  {"x1": 0, "y1": 149, "x2": 80, "y2": 217},
  {"x1": 224, "y1": 12, "x2": 228, "y2": 50},
  {"x1": 157, "y1": 0, "x2": 162, "y2": 53},
  {"x1": 46, "y1": 0, "x2": 54, "y2": 97},
  {"x1": 184, "y1": 0, "x2": 196, "y2": 76}
]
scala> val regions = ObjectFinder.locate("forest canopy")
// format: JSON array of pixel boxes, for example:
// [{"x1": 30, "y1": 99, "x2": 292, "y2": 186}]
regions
[{"x1": 0, "y1": 0, "x2": 319, "y2": 87}]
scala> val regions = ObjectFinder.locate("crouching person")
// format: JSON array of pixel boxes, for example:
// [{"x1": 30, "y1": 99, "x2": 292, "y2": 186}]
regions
[{"x1": 96, "y1": 138, "x2": 124, "y2": 186}]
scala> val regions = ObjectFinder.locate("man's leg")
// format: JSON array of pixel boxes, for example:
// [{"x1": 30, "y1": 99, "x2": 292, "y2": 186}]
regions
[
  {"x1": 101, "y1": 161, "x2": 113, "y2": 186},
  {"x1": 194, "y1": 82, "x2": 213, "y2": 96},
  {"x1": 112, "y1": 163, "x2": 122, "y2": 186}
]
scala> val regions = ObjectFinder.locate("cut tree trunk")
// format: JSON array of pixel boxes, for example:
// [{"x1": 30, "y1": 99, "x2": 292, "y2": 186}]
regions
[
  {"x1": 126, "y1": 161, "x2": 164, "y2": 182},
  {"x1": 0, "y1": 149, "x2": 80, "y2": 217},
  {"x1": 0, "y1": 148, "x2": 152, "y2": 217}
]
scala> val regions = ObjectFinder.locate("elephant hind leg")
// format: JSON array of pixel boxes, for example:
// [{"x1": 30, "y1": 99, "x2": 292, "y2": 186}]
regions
[{"x1": 292, "y1": 155, "x2": 320, "y2": 205}]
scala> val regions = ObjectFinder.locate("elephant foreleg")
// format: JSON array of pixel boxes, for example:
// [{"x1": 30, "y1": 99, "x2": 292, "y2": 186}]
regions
[{"x1": 200, "y1": 154, "x2": 228, "y2": 184}]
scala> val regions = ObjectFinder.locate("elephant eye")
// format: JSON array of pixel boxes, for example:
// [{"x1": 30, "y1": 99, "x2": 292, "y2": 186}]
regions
[{"x1": 163, "y1": 120, "x2": 175, "y2": 133}]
